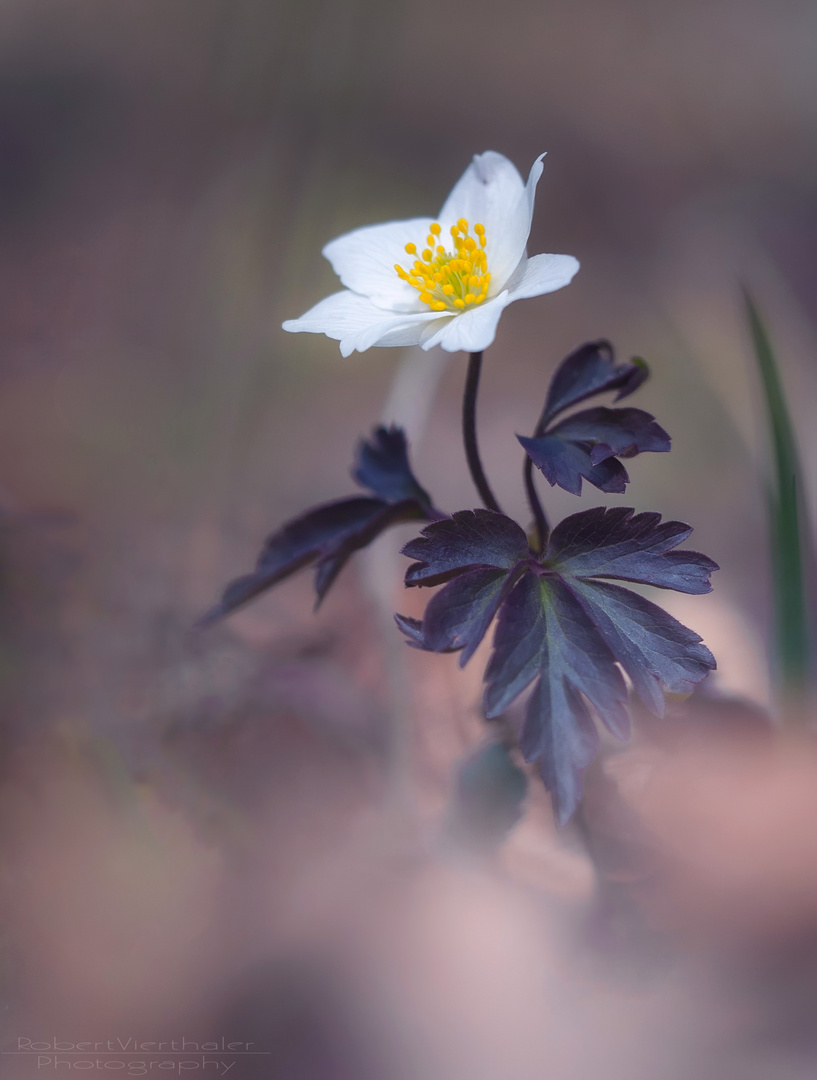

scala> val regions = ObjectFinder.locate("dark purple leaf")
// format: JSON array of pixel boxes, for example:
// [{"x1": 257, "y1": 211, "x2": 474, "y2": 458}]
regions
[
  {"x1": 542, "y1": 341, "x2": 648, "y2": 425},
  {"x1": 548, "y1": 407, "x2": 670, "y2": 458},
  {"x1": 518, "y1": 433, "x2": 630, "y2": 495},
  {"x1": 566, "y1": 578, "x2": 717, "y2": 716},
  {"x1": 201, "y1": 497, "x2": 425, "y2": 624},
  {"x1": 312, "y1": 499, "x2": 427, "y2": 603},
  {"x1": 403, "y1": 508, "x2": 530, "y2": 587},
  {"x1": 401, "y1": 505, "x2": 718, "y2": 824},
  {"x1": 520, "y1": 407, "x2": 668, "y2": 496},
  {"x1": 484, "y1": 574, "x2": 629, "y2": 824},
  {"x1": 353, "y1": 425, "x2": 433, "y2": 510},
  {"x1": 201, "y1": 425, "x2": 438, "y2": 622},
  {"x1": 526, "y1": 681, "x2": 600, "y2": 827},
  {"x1": 200, "y1": 497, "x2": 385, "y2": 624},
  {"x1": 480, "y1": 570, "x2": 543, "y2": 716},
  {"x1": 546, "y1": 506, "x2": 719, "y2": 593},
  {"x1": 523, "y1": 344, "x2": 660, "y2": 496},
  {"x1": 398, "y1": 565, "x2": 520, "y2": 665}
]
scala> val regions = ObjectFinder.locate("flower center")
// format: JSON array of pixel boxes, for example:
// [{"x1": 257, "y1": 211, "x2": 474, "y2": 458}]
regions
[{"x1": 394, "y1": 219, "x2": 491, "y2": 313}]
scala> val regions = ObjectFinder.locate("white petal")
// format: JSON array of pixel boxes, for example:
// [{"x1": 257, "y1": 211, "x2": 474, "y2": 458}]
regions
[
  {"x1": 377, "y1": 316, "x2": 450, "y2": 348},
  {"x1": 505, "y1": 252, "x2": 580, "y2": 301},
  {"x1": 282, "y1": 290, "x2": 441, "y2": 356},
  {"x1": 437, "y1": 151, "x2": 546, "y2": 292},
  {"x1": 420, "y1": 292, "x2": 511, "y2": 354},
  {"x1": 322, "y1": 218, "x2": 434, "y2": 310}
]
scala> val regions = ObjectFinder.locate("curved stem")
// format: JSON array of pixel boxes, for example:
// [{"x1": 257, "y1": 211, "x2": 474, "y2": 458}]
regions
[
  {"x1": 462, "y1": 351, "x2": 502, "y2": 513},
  {"x1": 522, "y1": 392, "x2": 554, "y2": 553},
  {"x1": 524, "y1": 455, "x2": 549, "y2": 553}
]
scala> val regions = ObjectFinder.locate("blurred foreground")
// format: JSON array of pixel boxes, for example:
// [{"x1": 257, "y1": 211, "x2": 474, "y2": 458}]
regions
[{"x1": 4, "y1": 649, "x2": 817, "y2": 1078}]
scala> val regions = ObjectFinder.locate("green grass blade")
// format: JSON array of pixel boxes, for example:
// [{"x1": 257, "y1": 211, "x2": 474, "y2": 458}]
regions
[{"x1": 743, "y1": 288, "x2": 812, "y2": 712}]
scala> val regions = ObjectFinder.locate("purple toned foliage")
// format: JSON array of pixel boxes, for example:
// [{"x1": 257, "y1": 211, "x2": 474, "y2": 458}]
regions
[
  {"x1": 199, "y1": 426, "x2": 435, "y2": 623},
  {"x1": 202, "y1": 334, "x2": 719, "y2": 834},
  {"x1": 520, "y1": 341, "x2": 668, "y2": 495},
  {"x1": 352, "y1": 424, "x2": 433, "y2": 509},
  {"x1": 541, "y1": 340, "x2": 648, "y2": 423},
  {"x1": 399, "y1": 507, "x2": 717, "y2": 823}
]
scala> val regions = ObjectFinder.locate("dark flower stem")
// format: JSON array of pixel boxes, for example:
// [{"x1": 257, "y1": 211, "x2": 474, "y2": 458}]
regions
[
  {"x1": 524, "y1": 455, "x2": 549, "y2": 553},
  {"x1": 463, "y1": 351, "x2": 502, "y2": 514},
  {"x1": 523, "y1": 402, "x2": 551, "y2": 552}
]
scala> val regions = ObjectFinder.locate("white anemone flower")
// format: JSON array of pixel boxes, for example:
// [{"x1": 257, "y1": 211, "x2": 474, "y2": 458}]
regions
[{"x1": 282, "y1": 151, "x2": 579, "y2": 356}]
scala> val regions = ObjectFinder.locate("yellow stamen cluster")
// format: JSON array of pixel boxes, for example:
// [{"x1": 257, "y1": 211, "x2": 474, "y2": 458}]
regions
[{"x1": 394, "y1": 219, "x2": 490, "y2": 312}]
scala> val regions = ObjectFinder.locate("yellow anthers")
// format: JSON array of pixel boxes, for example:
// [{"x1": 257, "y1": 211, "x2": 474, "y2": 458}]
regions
[{"x1": 395, "y1": 220, "x2": 493, "y2": 313}]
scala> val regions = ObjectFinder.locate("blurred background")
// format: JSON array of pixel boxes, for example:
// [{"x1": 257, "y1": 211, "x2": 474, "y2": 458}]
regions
[{"x1": 0, "y1": 1, "x2": 816, "y2": 1077}]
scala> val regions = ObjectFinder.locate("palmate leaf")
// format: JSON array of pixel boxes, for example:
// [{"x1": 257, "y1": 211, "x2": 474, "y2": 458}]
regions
[
  {"x1": 398, "y1": 507, "x2": 717, "y2": 824},
  {"x1": 200, "y1": 426, "x2": 437, "y2": 624},
  {"x1": 403, "y1": 511, "x2": 530, "y2": 586},
  {"x1": 519, "y1": 341, "x2": 669, "y2": 495}
]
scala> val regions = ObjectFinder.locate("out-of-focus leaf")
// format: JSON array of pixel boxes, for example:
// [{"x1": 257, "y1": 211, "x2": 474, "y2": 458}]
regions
[
  {"x1": 521, "y1": 342, "x2": 664, "y2": 496},
  {"x1": 744, "y1": 290, "x2": 813, "y2": 708},
  {"x1": 413, "y1": 567, "x2": 521, "y2": 665},
  {"x1": 546, "y1": 407, "x2": 670, "y2": 461},
  {"x1": 200, "y1": 426, "x2": 436, "y2": 623},
  {"x1": 446, "y1": 741, "x2": 528, "y2": 851},
  {"x1": 399, "y1": 507, "x2": 717, "y2": 823}
]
